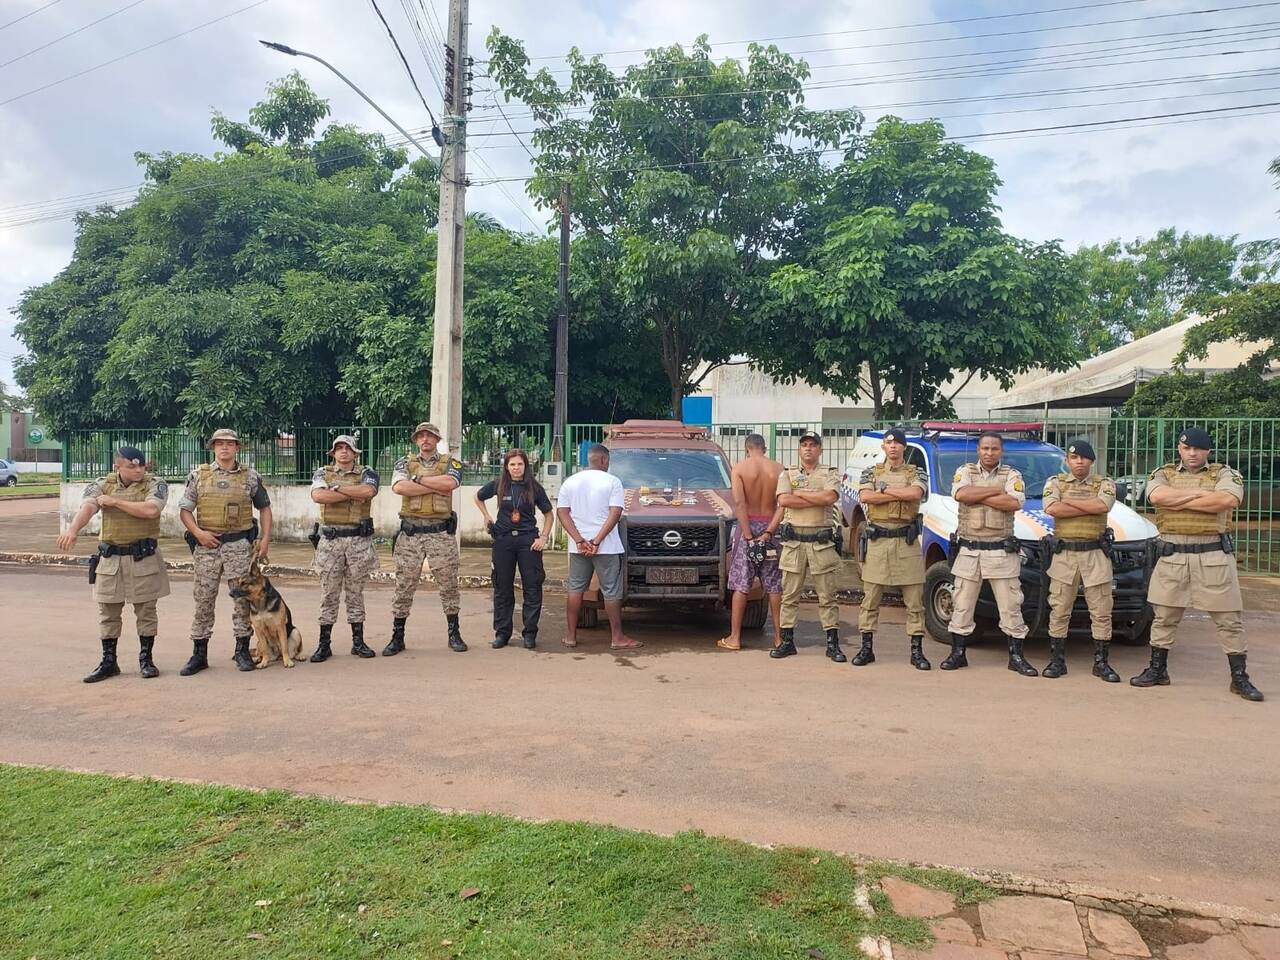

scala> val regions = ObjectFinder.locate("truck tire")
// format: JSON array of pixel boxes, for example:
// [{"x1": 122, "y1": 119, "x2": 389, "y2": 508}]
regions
[
  {"x1": 847, "y1": 514, "x2": 865, "y2": 583},
  {"x1": 1113, "y1": 605, "x2": 1154, "y2": 645},
  {"x1": 577, "y1": 607, "x2": 599, "y2": 629},
  {"x1": 923, "y1": 561, "x2": 957, "y2": 644},
  {"x1": 741, "y1": 597, "x2": 768, "y2": 630}
]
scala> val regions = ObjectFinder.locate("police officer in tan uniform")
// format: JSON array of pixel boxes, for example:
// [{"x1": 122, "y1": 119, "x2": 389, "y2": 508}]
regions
[
  {"x1": 772, "y1": 430, "x2": 845, "y2": 661},
  {"x1": 1133, "y1": 427, "x2": 1263, "y2": 701},
  {"x1": 388, "y1": 422, "x2": 466, "y2": 655},
  {"x1": 1041, "y1": 440, "x2": 1119, "y2": 682},
  {"x1": 309, "y1": 435, "x2": 380, "y2": 662},
  {"x1": 854, "y1": 427, "x2": 930, "y2": 669},
  {"x1": 943, "y1": 431, "x2": 1037, "y2": 676},
  {"x1": 57, "y1": 446, "x2": 170, "y2": 682}
]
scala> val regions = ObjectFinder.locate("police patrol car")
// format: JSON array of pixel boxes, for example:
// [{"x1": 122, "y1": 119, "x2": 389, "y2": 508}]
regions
[{"x1": 840, "y1": 423, "x2": 1159, "y2": 645}]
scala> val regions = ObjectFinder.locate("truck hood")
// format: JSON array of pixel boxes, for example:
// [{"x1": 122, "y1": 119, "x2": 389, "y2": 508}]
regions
[
  {"x1": 621, "y1": 487, "x2": 736, "y2": 521},
  {"x1": 923, "y1": 497, "x2": 1158, "y2": 542}
]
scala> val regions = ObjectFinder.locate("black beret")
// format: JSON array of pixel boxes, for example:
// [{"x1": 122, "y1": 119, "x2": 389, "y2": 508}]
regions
[
  {"x1": 883, "y1": 427, "x2": 909, "y2": 444},
  {"x1": 1066, "y1": 439, "x2": 1096, "y2": 461},
  {"x1": 1178, "y1": 427, "x2": 1214, "y2": 450},
  {"x1": 117, "y1": 446, "x2": 145, "y2": 465},
  {"x1": 799, "y1": 429, "x2": 823, "y2": 446}
]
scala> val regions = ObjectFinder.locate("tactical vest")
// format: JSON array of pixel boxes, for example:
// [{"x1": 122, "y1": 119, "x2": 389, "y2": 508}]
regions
[
  {"x1": 1053, "y1": 474, "x2": 1108, "y2": 540},
  {"x1": 320, "y1": 465, "x2": 373, "y2": 525},
  {"x1": 783, "y1": 465, "x2": 838, "y2": 528},
  {"x1": 400, "y1": 454, "x2": 453, "y2": 520},
  {"x1": 195, "y1": 463, "x2": 253, "y2": 533},
  {"x1": 956, "y1": 464, "x2": 1016, "y2": 539},
  {"x1": 1154, "y1": 463, "x2": 1231, "y2": 535},
  {"x1": 98, "y1": 473, "x2": 162, "y2": 545},
  {"x1": 864, "y1": 463, "x2": 921, "y2": 525}
]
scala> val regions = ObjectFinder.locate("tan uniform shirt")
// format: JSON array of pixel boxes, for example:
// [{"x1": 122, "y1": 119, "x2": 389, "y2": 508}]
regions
[
  {"x1": 776, "y1": 464, "x2": 841, "y2": 528},
  {"x1": 857, "y1": 462, "x2": 928, "y2": 586},
  {"x1": 950, "y1": 462, "x2": 1025, "y2": 580},
  {"x1": 1042, "y1": 473, "x2": 1116, "y2": 588},
  {"x1": 82, "y1": 477, "x2": 171, "y2": 604},
  {"x1": 1147, "y1": 462, "x2": 1244, "y2": 611}
]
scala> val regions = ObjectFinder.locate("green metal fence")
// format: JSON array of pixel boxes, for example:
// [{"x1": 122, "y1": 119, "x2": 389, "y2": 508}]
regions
[{"x1": 61, "y1": 428, "x2": 299, "y2": 483}]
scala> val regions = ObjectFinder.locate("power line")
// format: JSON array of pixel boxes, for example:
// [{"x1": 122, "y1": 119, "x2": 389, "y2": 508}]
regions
[
  {"x1": 0, "y1": 0, "x2": 151, "y2": 70},
  {"x1": 0, "y1": 0, "x2": 64, "y2": 32},
  {"x1": 396, "y1": 0, "x2": 446, "y2": 98},
  {"x1": 0, "y1": 0, "x2": 271, "y2": 108},
  {"x1": 367, "y1": 0, "x2": 441, "y2": 129},
  {"x1": 468, "y1": 151, "x2": 544, "y2": 233}
]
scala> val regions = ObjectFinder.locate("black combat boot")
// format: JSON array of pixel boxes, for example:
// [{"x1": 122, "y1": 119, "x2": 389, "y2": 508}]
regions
[
  {"x1": 1007, "y1": 635, "x2": 1039, "y2": 676},
  {"x1": 84, "y1": 638, "x2": 121, "y2": 683},
  {"x1": 350, "y1": 622, "x2": 375, "y2": 659},
  {"x1": 138, "y1": 636, "x2": 159, "y2": 679},
  {"x1": 910, "y1": 635, "x2": 931, "y2": 670},
  {"x1": 825, "y1": 628, "x2": 847, "y2": 663},
  {"x1": 447, "y1": 614, "x2": 467, "y2": 652},
  {"x1": 233, "y1": 635, "x2": 256, "y2": 672},
  {"x1": 1042, "y1": 638, "x2": 1067, "y2": 679},
  {"x1": 851, "y1": 631, "x2": 875, "y2": 666},
  {"x1": 383, "y1": 617, "x2": 407, "y2": 656},
  {"x1": 770, "y1": 628, "x2": 797, "y2": 659},
  {"x1": 1130, "y1": 646, "x2": 1170, "y2": 687},
  {"x1": 492, "y1": 633, "x2": 510, "y2": 649},
  {"x1": 179, "y1": 638, "x2": 209, "y2": 676},
  {"x1": 940, "y1": 633, "x2": 968, "y2": 670},
  {"x1": 311, "y1": 624, "x2": 333, "y2": 662},
  {"x1": 522, "y1": 633, "x2": 537, "y2": 650},
  {"x1": 1092, "y1": 641, "x2": 1120, "y2": 683},
  {"x1": 1228, "y1": 653, "x2": 1265, "y2": 702}
]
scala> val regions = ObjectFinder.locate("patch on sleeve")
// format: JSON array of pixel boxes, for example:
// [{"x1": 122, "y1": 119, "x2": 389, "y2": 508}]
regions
[
  {"x1": 859, "y1": 467, "x2": 874, "y2": 484},
  {"x1": 1013, "y1": 479, "x2": 1024, "y2": 492},
  {"x1": 153, "y1": 479, "x2": 169, "y2": 500},
  {"x1": 953, "y1": 469, "x2": 964, "y2": 484}
]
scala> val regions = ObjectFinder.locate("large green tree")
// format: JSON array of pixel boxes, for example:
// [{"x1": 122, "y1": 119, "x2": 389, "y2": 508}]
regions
[
  {"x1": 14, "y1": 73, "x2": 666, "y2": 436},
  {"x1": 486, "y1": 31, "x2": 859, "y2": 415},
  {"x1": 758, "y1": 117, "x2": 1083, "y2": 420}
]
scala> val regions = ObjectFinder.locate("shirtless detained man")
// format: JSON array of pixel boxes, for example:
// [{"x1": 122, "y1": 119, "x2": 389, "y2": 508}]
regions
[{"x1": 718, "y1": 433, "x2": 784, "y2": 651}]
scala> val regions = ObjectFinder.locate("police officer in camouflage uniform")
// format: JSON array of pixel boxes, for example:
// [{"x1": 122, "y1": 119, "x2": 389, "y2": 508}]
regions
[
  {"x1": 57, "y1": 446, "x2": 170, "y2": 682},
  {"x1": 1133, "y1": 427, "x2": 1264, "y2": 701},
  {"x1": 943, "y1": 431, "x2": 1038, "y2": 676},
  {"x1": 771, "y1": 430, "x2": 845, "y2": 662},
  {"x1": 1041, "y1": 440, "x2": 1120, "y2": 682},
  {"x1": 177, "y1": 428, "x2": 273, "y2": 675},
  {"x1": 854, "y1": 427, "x2": 930, "y2": 669},
  {"x1": 309, "y1": 435, "x2": 379, "y2": 662},
  {"x1": 387, "y1": 422, "x2": 466, "y2": 655}
]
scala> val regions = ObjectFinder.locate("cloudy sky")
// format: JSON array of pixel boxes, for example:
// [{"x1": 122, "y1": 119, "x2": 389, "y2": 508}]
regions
[{"x1": 3, "y1": 0, "x2": 1279, "y2": 392}]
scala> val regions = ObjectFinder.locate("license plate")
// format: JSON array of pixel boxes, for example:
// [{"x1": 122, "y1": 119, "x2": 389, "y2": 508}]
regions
[{"x1": 645, "y1": 567, "x2": 699, "y2": 585}]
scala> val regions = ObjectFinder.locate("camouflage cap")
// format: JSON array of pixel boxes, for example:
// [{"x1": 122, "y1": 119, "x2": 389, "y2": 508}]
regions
[
  {"x1": 411, "y1": 421, "x2": 442, "y2": 440},
  {"x1": 207, "y1": 428, "x2": 241, "y2": 448},
  {"x1": 328, "y1": 434, "x2": 362, "y2": 455}
]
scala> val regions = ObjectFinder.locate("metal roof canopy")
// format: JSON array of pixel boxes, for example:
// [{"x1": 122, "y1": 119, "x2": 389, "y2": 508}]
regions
[{"x1": 989, "y1": 316, "x2": 1270, "y2": 411}]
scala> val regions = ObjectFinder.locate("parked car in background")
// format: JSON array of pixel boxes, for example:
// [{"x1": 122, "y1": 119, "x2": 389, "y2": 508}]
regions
[
  {"x1": 0, "y1": 459, "x2": 18, "y2": 486},
  {"x1": 840, "y1": 423, "x2": 1160, "y2": 645}
]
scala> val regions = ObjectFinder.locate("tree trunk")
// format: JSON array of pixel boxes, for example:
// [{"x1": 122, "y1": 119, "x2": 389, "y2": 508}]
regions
[
  {"x1": 658, "y1": 318, "x2": 684, "y2": 420},
  {"x1": 869, "y1": 365, "x2": 884, "y2": 420},
  {"x1": 901, "y1": 367, "x2": 915, "y2": 421}
]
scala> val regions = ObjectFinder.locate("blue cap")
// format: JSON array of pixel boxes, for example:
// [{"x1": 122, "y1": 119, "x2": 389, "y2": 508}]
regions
[
  {"x1": 883, "y1": 427, "x2": 909, "y2": 445},
  {"x1": 1178, "y1": 427, "x2": 1214, "y2": 450},
  {"x1": 117, "y1": 446, "x2": 145, "y2": 465},
  {"x1": 1066, "y1": 440, "x2": 1096, "y2": 461}
]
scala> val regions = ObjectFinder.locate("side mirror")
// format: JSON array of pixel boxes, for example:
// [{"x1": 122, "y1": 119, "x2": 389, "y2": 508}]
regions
[{"x1": 1114, "y1": 481, "x2": 1129, "y2": 503}]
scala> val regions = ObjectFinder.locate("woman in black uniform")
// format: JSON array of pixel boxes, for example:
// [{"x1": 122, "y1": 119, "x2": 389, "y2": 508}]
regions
[{"x1": 474, "y1": 448, "x2": 554, "y2": 649}]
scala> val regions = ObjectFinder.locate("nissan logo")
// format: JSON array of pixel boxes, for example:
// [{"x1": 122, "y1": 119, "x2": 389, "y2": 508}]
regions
[{"x1": 662, "y1": 529, "x2": 683, "y2": 548}]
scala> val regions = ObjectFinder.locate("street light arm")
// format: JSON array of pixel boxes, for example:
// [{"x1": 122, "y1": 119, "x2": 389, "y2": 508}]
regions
[{"x1": 259, "y1": 39, "x2": 441, "y2": 159}]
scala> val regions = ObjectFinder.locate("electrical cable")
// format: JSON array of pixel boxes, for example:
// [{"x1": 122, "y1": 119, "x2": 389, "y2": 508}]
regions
[{"x1": 0, "y1": 0, "x2": 151, "y2": 70}]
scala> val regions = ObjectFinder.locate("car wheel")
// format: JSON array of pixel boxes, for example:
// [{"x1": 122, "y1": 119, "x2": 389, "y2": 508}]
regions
[
  {"x1": 923, "y1": 561, "x2": 956, "y2": 644},
  {"x1": 3, "y1": 476, "x2": 16, "y2": 487},
  {"x1": 577, "y1": 606, "x2": 599, "y2": 629},
  {"x1": 740, "y1": 597, "x2": 768, "y2": 630},
  {"x1": 1113, "y1": 604, "x2": 1154, "y2": 646},
  {"x1": 847, "y1": 514, "x2": 865, "y2": 582}
]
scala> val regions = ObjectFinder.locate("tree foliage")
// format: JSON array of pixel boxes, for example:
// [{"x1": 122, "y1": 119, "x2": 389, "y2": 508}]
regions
[
  {"x1": 486, "y1": 31, "x2": 859, "y2": 414},
  {"x1": 757, "y1": 117, "x2": 1083, "y2": 420},
  {"x1": 13, "y1": 73, "x2": 667, "y2": 437}
]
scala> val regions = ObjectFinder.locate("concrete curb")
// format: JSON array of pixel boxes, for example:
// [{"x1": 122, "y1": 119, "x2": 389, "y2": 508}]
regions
[
  {"x1": 5, "y1": 761, "x2": 1277, "y2": 928},
  {"x1": 0, "y1": 491, "x2": 59, "y2": 501}
]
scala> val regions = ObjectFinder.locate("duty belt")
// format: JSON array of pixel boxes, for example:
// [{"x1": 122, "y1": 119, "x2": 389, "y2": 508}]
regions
[
  {"x1": 89, "y1": 538, "x2": 157, "y2": 583},
  {"x1": 1158, "y1": 534, "x2": 1234, "y2": 556},
  {"x1": 779, "y1": 523, "x2": 837, "y2": 544},
  {"x1": 183, "y1": 519, "x2": 258, "y2": 554},
  {"x1": 400, "y1": 517, "x2": 451, "y2": 536},
  {"x1": 1055, "y1": 539, "x2": 1105, "y2": 552},
  {"x1": 866, "y1": 522, "x2": 911, "y2": 539},
  {"x1": 954, "y1": 535, "x2": 1019, "y2": 553},
  {"x1": 322, "y1": 517, "x2": 374, "y2": 539}
]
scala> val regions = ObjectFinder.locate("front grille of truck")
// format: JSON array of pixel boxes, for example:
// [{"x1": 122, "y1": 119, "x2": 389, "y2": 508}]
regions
[{"x1": 626, "y1": 523, "x2": 720, "y2": 557}]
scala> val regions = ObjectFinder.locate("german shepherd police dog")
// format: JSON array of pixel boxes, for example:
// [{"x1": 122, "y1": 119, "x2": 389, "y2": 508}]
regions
[{"x1": 229, "y1": 560, "x2": 304, "y2": 668}]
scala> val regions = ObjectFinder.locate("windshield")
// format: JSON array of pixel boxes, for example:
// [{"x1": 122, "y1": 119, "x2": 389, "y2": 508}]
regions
[
  {"x1": 936, "y1": 449, "x2": 1066, "y2": 497},
  {"x1": 607, "y1": 449, "x2": 731, "y2": 489}
]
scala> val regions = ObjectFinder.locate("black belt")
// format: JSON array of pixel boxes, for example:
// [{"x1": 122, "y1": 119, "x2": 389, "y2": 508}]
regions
[
  {"x1": 322, "y1": 518, "x2": 373, "y2": 539},
  {"x1": 866, "y1": 522, "x2": 911, "y2": 540},
  {"x1": 400, "y1": 517, "x2": 450, "y2": 536},
  {"x1": 1158, "y1": 535, "x2": 1233, "y2": 556},
  {"x1": 779, "y1": 524, "x2": 836, "y2": 544},
  {"x1": 89, "y1": 538, "x2": 157, "y2": 583},
  {"x1": 218, "y1": 526, "x2": 257, "y2": 544},
  {"x1": 955, "y1": 535, "x2": 1019, "y2": 553},
  {"x1": 1056, "y1": 539, "x2": 1104, "y2": 552}
]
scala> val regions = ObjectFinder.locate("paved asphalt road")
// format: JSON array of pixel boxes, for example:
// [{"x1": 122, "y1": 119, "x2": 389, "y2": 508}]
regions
[{"x1": 2, "y1": 564, "x2": 1277, "y2": 916}]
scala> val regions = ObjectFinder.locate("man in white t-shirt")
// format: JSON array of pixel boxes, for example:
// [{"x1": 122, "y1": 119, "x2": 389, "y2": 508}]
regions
[{"x1": 556, "y1": 444, "x2": 641, "y2": 651}]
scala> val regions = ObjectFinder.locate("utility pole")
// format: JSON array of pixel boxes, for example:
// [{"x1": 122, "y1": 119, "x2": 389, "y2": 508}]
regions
[
  {"x1": 430, "y1": 0, "x2": 470, "y2": 454},
  {"x1": 552, "y1": 181, "x2": 570, "y2": 460}
]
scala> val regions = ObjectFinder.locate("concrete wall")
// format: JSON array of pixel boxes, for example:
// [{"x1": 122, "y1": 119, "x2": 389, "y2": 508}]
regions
[{"x1": 60, "y1": 482, "x2": 545, "y2": 546}]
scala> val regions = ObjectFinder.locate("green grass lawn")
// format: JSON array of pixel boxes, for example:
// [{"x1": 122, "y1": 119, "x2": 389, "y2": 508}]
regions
[
  {"x1": 0, "y1": 766, "x2": 991, "y2": 960},
  {"x1": 0, "y1": 481, "x2": 58, "y2": 496}
]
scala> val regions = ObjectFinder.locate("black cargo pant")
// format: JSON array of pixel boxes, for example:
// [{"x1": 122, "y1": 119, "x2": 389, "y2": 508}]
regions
[{"x1": 492, "y1": 530, "x2": 545, "y2": 641}]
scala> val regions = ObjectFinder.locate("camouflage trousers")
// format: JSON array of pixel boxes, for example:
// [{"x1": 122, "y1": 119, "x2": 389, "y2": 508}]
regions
[
  {"x1": 314, "y1": 534, "x2": 378, "y2": 625},
  {"x1": 392, "y1": 530, "x2": 460, "y2": 618},
  {"x1": 189, "y1": 538, "x2": 254, "y2": 640}
]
